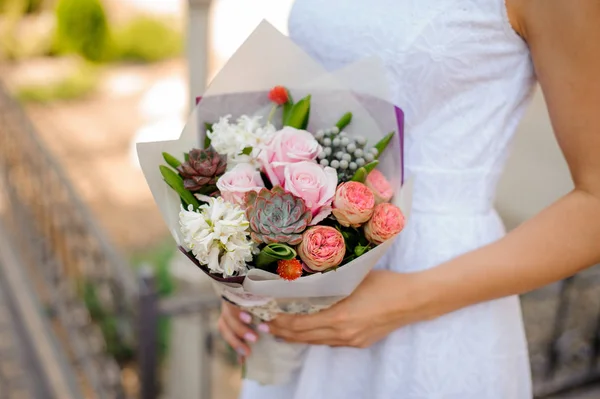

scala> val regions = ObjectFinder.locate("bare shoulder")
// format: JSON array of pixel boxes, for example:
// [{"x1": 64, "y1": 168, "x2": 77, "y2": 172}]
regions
[
  {"x1": 505, "y1": 0, "x2": 600, "y2": 43},
  {"x1": 506, "y1": 0, "x2": 600, "y2": 195}
]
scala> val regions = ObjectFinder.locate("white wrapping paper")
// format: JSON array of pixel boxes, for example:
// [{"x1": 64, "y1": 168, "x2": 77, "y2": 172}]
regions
[{"x1": 137, "y1": 20, "x2": 411, "y2": 385}]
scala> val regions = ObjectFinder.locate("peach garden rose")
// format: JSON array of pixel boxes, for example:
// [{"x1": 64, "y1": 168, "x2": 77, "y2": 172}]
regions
[
  {"x1": 297, "y1": 226, "x2": 345, "y2": 272},
  {"x1": 364, "y1": 203, "x2": 405, "y2": 245},
  {"x1": 331, "y1": 181, "x2": 375, "y2": 227},
  {"x1": 365, "y1": 169, "x2": 393, "y2": 204}
]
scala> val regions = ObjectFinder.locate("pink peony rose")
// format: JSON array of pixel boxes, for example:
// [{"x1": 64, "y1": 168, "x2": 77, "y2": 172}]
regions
[
  {"x1": 364, "y1": 203, "x2": 405, "y2": 245},
  {"x1": 283, "y1": 161, "x2": 337, "y2": 224},
  {"x1": 331, "y1": 182, "x2": 375, "y2": 227},
  {"x1": 259, "y1": 127, "x2": 322, "y2": 186},
  {"x1": 216, "y1": 163, "x2": 264, "y2": 206},
  {"x1": 365, "y1": 169, "x2": 393, "y2": 204},
  {"x1": 297, "y1": 226, "x2": 345, "y2": 272}
]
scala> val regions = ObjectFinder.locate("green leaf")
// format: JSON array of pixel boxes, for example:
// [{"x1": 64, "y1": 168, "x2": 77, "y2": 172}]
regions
[
  {"x1": 335, "y1": 112, "x2": 352, "y2": 131},
  {"x1": 284, "y1": 95, "x2": 311, "y2": 129},
  {"x1": 204, "y1": 122, "x2": 213, "y2": 149},
  {"x1": 363, "y1": 160, "x2": 379, "y2": 174},
  {"x1": 354, "y1": 245, "x2": 370, "y2": 257},
  {"x1": 281, "y1": 90, "x2": 294, "y2": 122},
  {"x1": 162, "y1": 152, "x2": 181, "y2": 169},
  {"x1": 159, "y1": 165, "x2": 200, "y2": 209},
  {"x1": 374, "y1": 132, "x2": 395, "y2": 158},
  {"x1": 241, "y1": 147, "x2": 253, "y2": 156},
  {"x1": 255, "y1": 243, "x2": 297, "y2": 269},
  {"x1": 350, "y1": 167, "x2": 368, "y2": 183},
  {"x1": 184, "y1": 152, "x2": 190, "y2": 162}
]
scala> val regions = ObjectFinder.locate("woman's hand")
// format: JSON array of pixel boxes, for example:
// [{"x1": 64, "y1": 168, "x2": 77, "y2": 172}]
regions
[
  {"x1": 217, "y1": 301, "x2": 269, "y2": 358},
  {"x1": 267, "y1": 270, "x2": 431, "y2": 348}
]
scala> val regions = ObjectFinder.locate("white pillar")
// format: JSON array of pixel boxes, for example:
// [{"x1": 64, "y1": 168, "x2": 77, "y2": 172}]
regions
[
  {"x1": 164, "y1": 252, "x2": 216, "y2": 399},
  {"x1": 187, "y1": 0, "x2": 213, "y2": 112},
  {"x1": 164, "y1": 5, "x2": 215, "y2": 398}
]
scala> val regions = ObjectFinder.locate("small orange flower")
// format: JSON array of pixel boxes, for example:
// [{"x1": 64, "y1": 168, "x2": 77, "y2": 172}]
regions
[
  {"x1": 277, "y1": 259, "x2": 303, "y2": 281},
  {"x1": 268, "y1": 86, "x2": 289, "y2": 105}
]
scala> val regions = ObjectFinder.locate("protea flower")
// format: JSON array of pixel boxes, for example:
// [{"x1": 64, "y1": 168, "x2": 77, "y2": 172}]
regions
[
  {"x1": 245, "y1": 186, "x2": 312, "y2": 245},
  {"x1": 177, "y1": 148, "x2": 226, "y2": 191}
]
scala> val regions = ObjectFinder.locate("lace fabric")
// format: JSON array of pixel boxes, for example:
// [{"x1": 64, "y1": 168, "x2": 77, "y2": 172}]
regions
[{"x1": 240, "y1": 0, "x2": 536, "y2": 397}]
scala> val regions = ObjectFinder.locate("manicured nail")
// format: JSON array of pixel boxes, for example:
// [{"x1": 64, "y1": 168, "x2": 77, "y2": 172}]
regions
[
  {"x1": 244, "y1": 332, "x2": 257, "y2": 343},
  {"x1": 236, "y1": 347, "x2": 247, "y2": 356},
  {"x1": 258, "y1": 323, "x2": 270, "y2": 333},
  {"x1": 239, "y1": 312, "x2": 252, "y2": 324}
]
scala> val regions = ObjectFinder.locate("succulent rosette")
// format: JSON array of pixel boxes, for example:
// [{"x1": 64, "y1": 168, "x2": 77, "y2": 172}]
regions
[
  {"x1": 297, "y1": 226, "x2": 345, "y2": 272},
  {"x1": 259, "y1": 127, "x2": 322, "y2": 186},
  {"x1": 365, "y1": 169, "x2": 393, "y2": 204},
  {"x1": 331, "y1": 181, "x2": 376, "y2": 227},
  {"x1": 245, "y1": 186, "x2": 312, "y2": 245},
  {"x1": 283, "y1": 161, "x2": 337, "y2": 225},
  {"x1": 364, "y1": 203, "x2": 406, "y2": 245},
  {"x1": 217, "y1": 163, "x2": 265, "y2": 206},
  {"x1": 177, "y1": 148, "x2": 227, "y2": 191}
]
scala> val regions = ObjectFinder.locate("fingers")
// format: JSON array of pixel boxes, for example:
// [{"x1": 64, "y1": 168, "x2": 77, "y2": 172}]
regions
[
  {"x1": 270, "y1": 325, "x2": 341, "y2": 345},
  {"x1": 218, "y1": 302, "x2": 260, "y2": 357},
  {"x1": 218, "y1": 316, "x2": 251, "y2": 357},
  {"x1": 222, "y1": 305, "x2": 259, "y2": 345},
  {"x1": 268, "y1": 307, "x2": 340, "y2": 333}
]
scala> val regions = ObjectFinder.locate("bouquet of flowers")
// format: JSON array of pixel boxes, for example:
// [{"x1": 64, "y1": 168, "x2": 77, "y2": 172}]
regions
[{"x1": 137, "y1": 21, "x2": 411, "y2": 385}]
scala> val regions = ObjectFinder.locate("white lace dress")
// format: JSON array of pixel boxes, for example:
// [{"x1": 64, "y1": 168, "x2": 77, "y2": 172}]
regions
[{"x1": 240, "y1": 0, "x2": 537, "y2": 397}]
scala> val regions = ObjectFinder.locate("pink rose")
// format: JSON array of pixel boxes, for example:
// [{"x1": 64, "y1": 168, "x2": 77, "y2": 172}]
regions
[
  {"x1": 216, "y1": 163, "x2": 264, "y2": 206},
  {"x1": 259, "y1": 127, "x2": 322, "y2": 186},
  {"x1": 364, "y1": 203, "x2": 405, "y2": 245},
  {"x1": 283, "y1": 161, "x2": 337, "y2": 224},
  {"x1": 331, "y1": 182, "x2": 375, "y2": 227},
  {"x1": 297, "y1": 226, "x2": 345, "y2": 272},
  {"x1": 365, "y1": 169, "x2": 393, "y2": 204}
]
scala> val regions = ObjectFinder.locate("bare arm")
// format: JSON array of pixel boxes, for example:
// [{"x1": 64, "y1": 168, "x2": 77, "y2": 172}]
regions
[{"x1": 417, "y1": 0, "x2": 600, "y2": 320}]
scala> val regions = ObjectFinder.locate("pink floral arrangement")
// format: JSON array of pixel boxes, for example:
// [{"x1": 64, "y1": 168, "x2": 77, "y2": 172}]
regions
[{"x1": 157, "y1": 86, "x2": 406, "y2": 282}]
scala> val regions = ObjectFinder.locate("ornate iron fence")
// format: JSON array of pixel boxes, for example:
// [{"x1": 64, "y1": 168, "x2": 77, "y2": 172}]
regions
[{"x1": 0, "y1": 82, "x2": 135, "y2": 398}]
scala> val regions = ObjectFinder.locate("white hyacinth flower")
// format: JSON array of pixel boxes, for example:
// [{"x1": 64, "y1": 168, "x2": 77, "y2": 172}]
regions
[
  {"x1": 179, "y1": 197, "x2": 253, "y2": 277},
  {"x1": 207, "y1": 114, "x2": 276, "y2": 169}
]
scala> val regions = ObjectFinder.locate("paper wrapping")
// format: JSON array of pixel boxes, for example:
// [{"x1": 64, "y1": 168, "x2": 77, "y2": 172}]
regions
[{"x1": 137, "y1": 20, "x2": 412, "y2": 385}]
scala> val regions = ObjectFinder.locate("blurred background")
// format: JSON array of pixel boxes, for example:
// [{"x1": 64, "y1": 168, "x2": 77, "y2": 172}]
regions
[{"x1": 0, "y1": 0, "x2": 598, "y2": 398}]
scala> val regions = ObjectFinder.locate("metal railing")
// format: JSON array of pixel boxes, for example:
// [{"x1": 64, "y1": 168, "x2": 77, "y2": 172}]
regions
[{"x1": 0, "y1": 82, "x2": 134, "y2": 398}]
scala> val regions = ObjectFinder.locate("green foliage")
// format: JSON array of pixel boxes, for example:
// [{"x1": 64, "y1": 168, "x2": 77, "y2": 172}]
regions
[
  {"x1": 112, "y1": 16, "x2": 183, "y2": 63},
  {"x1": 159, "y1": 164, "x2": 201, "y2": 210},
  {"x1": 335, "y1": 112, "x2": 353, "y2": 131},
  {"x1": 284, "y1": 95, "x2": 311, "y2": 129},
  {"x1": 0, "y1": 0, "x2": 45, "y2": 14},
  {"x1": 130, "y1": 239, "x2": 178, "y2": 359},
  {"x1": 53, "y1": 0, "x2": 111, "y2": 62},
  {"x1": 82, "y1": 282, "x2": 134, "y2": 363},
  {"x1": 255, "y1": 243, "x2": 297, "y2": 270},
  {"x1": 15, "y1": 62, "x2": 99, "y2": 103},
  {"x1": 80, "y1": 240, "x2": 178, "y2": 364}
]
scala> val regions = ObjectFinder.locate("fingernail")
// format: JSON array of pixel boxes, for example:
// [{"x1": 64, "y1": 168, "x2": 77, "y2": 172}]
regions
[
  {"x1": 236, "y1": 347, "x2": 247, "y2": 356},
  {"x1": 239, "y1": 312, "x2": 252, "y2": 324},
  {"x1": 258, "y1": 323, "x2": 270, "y2": 333},
  {"x1": 244, "y1": 332, "x2": 257, "y2": 343}
]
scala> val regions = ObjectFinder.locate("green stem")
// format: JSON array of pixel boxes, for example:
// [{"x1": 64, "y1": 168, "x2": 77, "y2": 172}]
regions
[{"x1": 267, "y1": 104, "x2": 278, "y2": 124}]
